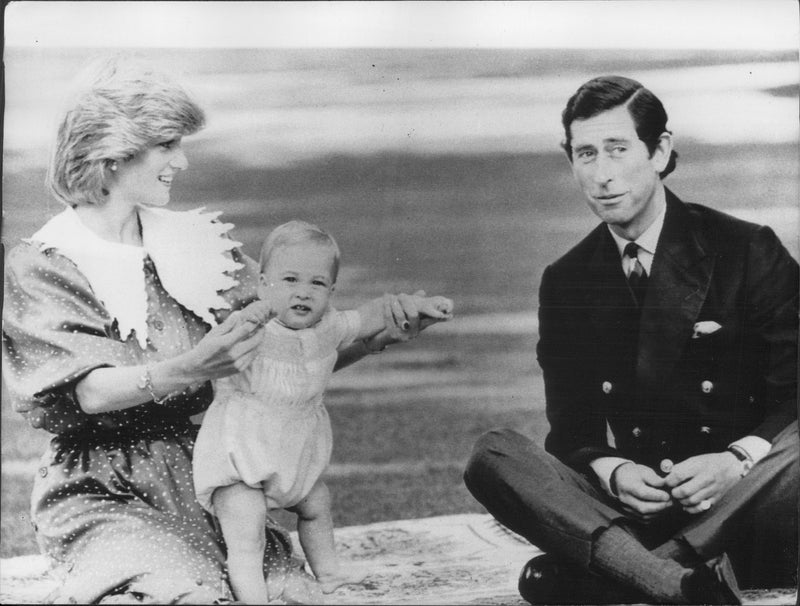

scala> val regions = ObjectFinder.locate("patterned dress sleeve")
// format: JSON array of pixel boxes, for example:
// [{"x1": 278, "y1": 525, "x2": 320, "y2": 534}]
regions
[{"x1": 2, "y1": 242, "x2": 141, "y2": 432}]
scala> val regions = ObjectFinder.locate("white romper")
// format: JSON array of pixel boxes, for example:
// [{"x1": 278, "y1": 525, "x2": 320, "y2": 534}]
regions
[{"x1": 193, "y1": 309, "x2": 360, "y2": 513}]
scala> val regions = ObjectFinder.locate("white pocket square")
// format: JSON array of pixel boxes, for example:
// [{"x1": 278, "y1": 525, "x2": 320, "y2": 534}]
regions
[{"x1": 692, "y1": 321, "x2": 722, "y2": 338}]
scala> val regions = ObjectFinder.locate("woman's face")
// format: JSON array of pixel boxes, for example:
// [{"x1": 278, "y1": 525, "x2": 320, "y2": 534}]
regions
[{"x1": 109, "y1": 138, "x2": 188, "y2": 208}]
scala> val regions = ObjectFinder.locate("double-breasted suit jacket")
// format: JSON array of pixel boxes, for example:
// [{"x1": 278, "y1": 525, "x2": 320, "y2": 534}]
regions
[{"x1": 537, "y1": 190, "x2": 798, "y2": 473}]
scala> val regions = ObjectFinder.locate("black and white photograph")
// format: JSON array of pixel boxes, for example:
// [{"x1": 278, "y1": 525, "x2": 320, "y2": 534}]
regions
[{"x1": 2, "y1": 1, "x2": 798, "y2": 604}]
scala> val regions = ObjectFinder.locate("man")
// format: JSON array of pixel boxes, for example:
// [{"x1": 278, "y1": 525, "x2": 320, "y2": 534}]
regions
[{"x1": 464, "y1": 76, "x2": 798, "y2": 604}]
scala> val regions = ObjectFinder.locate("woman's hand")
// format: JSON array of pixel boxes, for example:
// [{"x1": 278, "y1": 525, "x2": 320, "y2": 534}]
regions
[
  {"x1": 336, "y1": 292, "x2": 450, "y2": 370},
  {"x1": 75, "y1": 300, "x2": 270, "y2": 414},
  {"x1": 180, "y1": 301, "x2": 269, "y2": 381},
  {"x1": 365, "y1": 291, "x2": 441, "y2": 350}
]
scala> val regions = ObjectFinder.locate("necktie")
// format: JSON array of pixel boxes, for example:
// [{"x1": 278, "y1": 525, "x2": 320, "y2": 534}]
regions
[{"x1": 624, "y1": 242, "x2": 648, "y2": 307}]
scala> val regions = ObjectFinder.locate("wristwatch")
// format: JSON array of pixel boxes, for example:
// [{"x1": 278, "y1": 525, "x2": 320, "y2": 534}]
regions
[{"x1": 726, "y1": 445, "x2": 753, "y2": 477}]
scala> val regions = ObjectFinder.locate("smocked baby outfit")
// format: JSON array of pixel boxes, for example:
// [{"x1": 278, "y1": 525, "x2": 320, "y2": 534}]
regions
[{"x1": 194, "y1": 309, "x2": 361, "y2": 513}]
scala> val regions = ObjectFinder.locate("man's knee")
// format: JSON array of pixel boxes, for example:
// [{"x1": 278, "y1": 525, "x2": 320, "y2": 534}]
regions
[
  {"x1": 464, "y1": 428, "x2": 537, "y2": 495},
  {"x1": 770, "y1": 420, "x2": 799, "y2": 460}
]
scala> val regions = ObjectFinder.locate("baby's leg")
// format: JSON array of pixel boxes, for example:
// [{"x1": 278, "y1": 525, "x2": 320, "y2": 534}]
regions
[
  {"x1": 213, "y1": 483, "x2": 270, "y2": 604},
  {"x1": 290, "y1": 480, "x2": 369, "y2": 593}
]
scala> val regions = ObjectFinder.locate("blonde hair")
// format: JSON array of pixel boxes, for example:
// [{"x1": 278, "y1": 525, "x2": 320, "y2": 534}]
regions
[
  {"x1": 46, "y1": 54, "x2": 206, "y2": 207},
  {"x1": 259, "y1": 220, "x2": 341, "y2": 282}
]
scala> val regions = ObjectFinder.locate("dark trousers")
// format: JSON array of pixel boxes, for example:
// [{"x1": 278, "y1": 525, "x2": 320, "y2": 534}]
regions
[{"x1": 464, "y1": 421, "x2": 798, "y2": 589}]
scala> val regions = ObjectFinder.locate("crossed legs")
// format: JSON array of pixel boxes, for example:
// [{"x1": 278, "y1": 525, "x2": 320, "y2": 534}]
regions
[
  {"x1": 464, "y1": 424, "x2": 799, "y2": 601},
  {"x1": 464, "y1": 428, "x2": 626, "y2": 568}
]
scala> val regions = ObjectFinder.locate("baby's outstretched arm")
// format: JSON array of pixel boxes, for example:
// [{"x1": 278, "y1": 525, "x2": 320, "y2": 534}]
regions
[{"x1": 355, "y1": 294, "x2": 453, "y2": 341}]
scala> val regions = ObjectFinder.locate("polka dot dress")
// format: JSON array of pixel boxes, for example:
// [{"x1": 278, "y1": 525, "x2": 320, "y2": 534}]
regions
[{"x1": 3, "y1": 242, "x2": 298, "y2": 604}]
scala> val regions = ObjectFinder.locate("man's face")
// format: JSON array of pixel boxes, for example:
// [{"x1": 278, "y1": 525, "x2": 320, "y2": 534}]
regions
[{"x1": 569, "y1": 104, "x2": 671, "y2": 240}]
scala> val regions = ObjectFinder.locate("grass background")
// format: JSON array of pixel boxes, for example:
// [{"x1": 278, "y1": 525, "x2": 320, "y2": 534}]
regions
[{"x1": 2, "y1": 47, "x2": 798, "y2": 558}]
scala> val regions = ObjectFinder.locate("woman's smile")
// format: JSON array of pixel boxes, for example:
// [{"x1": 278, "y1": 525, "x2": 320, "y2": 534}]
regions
[{"x1": 109, "y1": 139, "x2": 187, "y2": 209}]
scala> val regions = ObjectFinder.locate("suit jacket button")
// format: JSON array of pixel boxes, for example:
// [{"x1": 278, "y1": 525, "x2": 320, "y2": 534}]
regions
[
  {"x1": 602, "y1": 381, "x2": 613, "y2": 394},
  {"x1": 701, "y1": 380, "x2": 714, "y2": 394},
  {"x1": 748, "y1": 395, "x2": 756, "y2": 404},
  {"x1": 632, "y1": 427, "x2": 642, "y2": 438},
  {"x1": 700, "y1": 426, "x2": 712, "y2": 434}
]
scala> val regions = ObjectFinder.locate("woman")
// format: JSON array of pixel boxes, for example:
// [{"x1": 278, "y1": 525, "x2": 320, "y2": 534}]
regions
[{"x1": 2, "y1": 55, "x2": 424, "y2": 604}]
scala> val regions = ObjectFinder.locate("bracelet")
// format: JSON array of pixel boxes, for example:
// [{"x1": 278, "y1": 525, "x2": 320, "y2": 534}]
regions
[
  {"x1": 137, "y1": 366, "x2": 169, "y2": 405},
  {"x1": 726, "y1": 445, "x2": 754, "y2": 477}
]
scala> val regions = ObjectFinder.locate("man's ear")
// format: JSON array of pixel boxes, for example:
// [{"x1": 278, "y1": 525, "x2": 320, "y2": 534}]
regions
[{"x1": 651, "y1": 132, "x2": 673, "y2": 173}]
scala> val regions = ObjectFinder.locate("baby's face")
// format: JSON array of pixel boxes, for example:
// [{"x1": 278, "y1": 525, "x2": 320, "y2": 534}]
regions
[{"x1": 258, "y1": 243, "x2": 336, "y2": 330}]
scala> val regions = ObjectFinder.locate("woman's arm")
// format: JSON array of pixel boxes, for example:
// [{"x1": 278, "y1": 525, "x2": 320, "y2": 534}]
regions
[
  {"x1": 355, "y1": 294, "x2": 452, "y2": 340},
  {"x1": 75, "y1": 301, "x2": 271, "y2": 413},
  {"x1": 333, "y1": 292, "x2": 453, "y2": 371}
]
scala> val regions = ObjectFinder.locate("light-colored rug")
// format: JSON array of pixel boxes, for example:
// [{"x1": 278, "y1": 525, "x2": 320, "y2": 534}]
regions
[{"x1": 1, "y1": 514, "x2": 796, "y2": 605}]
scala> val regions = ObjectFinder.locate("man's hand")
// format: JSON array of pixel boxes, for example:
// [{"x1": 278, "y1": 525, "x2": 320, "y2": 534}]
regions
[
  {"x1": 663, "y1": 452, "x2": 742, "y2": 514},
  {"x1": 613, "y1": 463, "x2": 673, "y2": 522}
]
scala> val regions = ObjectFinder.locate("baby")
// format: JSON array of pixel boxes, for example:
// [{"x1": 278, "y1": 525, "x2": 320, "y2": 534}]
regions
[{"x1": 193, "y1": 220, "x2": 453, "y2": 603}]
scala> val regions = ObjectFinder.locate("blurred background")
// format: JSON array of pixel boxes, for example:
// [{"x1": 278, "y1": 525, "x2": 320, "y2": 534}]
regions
[{"x1": 3, "y1": 1, "x2": 798, "y2": 557}]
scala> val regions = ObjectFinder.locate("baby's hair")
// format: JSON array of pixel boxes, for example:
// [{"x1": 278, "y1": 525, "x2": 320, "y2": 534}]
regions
[
  {"x1": 259, "y1": 220, "x2": 341, "y2": 282},
  {"x1": 47, "y1": 54, "x2": 206, "y2": 207}
]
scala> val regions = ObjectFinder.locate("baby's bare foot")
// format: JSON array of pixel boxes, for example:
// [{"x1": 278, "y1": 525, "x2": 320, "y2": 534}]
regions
[
  {"x1": 268, "y1": 567, "x2": 325, "y2": 604},
  {"x1": 315, "y1": 564, "x2": 370, "y2": 594}
]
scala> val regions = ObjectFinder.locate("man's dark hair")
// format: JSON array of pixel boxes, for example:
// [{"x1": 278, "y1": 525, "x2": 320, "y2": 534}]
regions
[{"x1": 561, "y1": 75, "x2": 678, "y2": 179}]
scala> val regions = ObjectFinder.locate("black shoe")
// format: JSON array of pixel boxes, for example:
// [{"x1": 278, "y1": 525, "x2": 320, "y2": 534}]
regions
[
  {"x1": 682, "y1": 554, "x2": 742, "y2": 605},
  {"x1": 518, "y1": 554, "x2": 646, "y2": 605}
]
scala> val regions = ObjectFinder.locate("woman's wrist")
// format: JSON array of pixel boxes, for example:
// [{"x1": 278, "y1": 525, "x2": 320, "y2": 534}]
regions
[
  {"x1": 362, "y1": 334, "x2": 389, "y2": 354},
  {"x1": 137, "y1": 366, "x2": 168, "y2": 405},
  {"x1": 144, "y1": 358, "x2": 200, "y2": 404}
]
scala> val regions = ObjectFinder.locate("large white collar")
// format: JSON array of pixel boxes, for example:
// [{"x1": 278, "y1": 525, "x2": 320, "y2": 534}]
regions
[{"x1": 28, "y1": 206, "x2": 243, "y2": 348}]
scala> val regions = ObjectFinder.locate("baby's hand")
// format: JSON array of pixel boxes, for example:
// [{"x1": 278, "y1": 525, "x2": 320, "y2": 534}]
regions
[
  {"x1": 238, "y1": 299, "x2": 275, "y2": 327},
  {"x1": 417, "y1": 296, "x2": 454, "y2": 322}
]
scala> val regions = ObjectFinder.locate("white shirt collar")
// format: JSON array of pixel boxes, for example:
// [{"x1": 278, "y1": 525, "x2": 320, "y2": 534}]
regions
[
  {"x1": 28, "y1": 206, "x2": 244, "y2": 348},
  {"x1": 608, "y1": 201, "x2": 667, "y2": 275}
]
